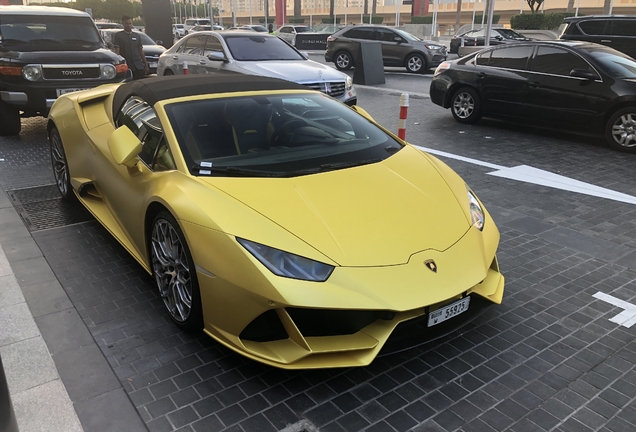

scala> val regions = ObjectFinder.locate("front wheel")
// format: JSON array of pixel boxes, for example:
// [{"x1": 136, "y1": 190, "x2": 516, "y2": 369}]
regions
[
  {"x1": 164, "y1": 69, "x2": 174, "y2": 76},
  {"x1": 606, "y1": 107, "x2": 636, "y2": 152},
  {"x1": 0, "y1": 100, "x2": 21, "y2": 136},
  {"x1": 334, "y1": 51, "x2": 353, "y2": 71},
  {"x1": 49, "y1": 127, "x2": 74, "y2": 201},
  {"x1": 451, "y1": 87, "x2": 482, "y2": 124},
  {"x1": 150, "y1": 211, "x2": 203, "y2": 330},
  {"x1": 405, "y1": 53, "x2": 426, "y2": 74}
]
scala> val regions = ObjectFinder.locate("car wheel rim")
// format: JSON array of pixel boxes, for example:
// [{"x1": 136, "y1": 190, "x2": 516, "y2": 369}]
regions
[
  {"x1": 453, "y1": 92, "x2": 474, "y2": 119},
  {"x1": 408, "y1": 57, "x2": 422, "y2": 72},
  {"x1": 611, "y1": 113, "x2": 636, "y2": 148},
  {"x1": 336, "y1": 54, "x2": 349, "y2": 68},
  {"x1": 50, "y1": 132, "x2": 68, "y2": 196},
  {"x1": 151, "y1": 219, "x2": 192, "y2": 323}
]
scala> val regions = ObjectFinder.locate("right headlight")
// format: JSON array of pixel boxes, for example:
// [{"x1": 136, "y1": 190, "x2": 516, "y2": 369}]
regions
[
  {"x1": 467, "y1": 188, "x2": 485, "y2": 231},
  {"x1": 22, "y1": 65, "x2": 42, "y2": 81},
  {"x1": 101, "y1": 64, "x2": 117, "y2": 80},
  {"x1": 237, "y1": 238, "x2": 334, "y2": 282}
]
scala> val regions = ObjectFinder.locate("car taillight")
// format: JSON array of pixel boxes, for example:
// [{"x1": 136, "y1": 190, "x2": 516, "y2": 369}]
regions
[
  {"x1": 115, "y1": 63, "x2": 129, "y2": 74},
  {"x1": 0, "y1": 66, "x2": 22, "y2": 76},
  {"x1": 327, "y1": 36, "x2": 337, "y2": 42}
]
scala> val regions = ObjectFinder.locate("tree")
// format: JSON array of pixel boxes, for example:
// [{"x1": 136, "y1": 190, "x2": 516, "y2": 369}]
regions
[
  {"x1": 566, "y1": 0, "x2": 575, "y2": 12},
  {"x1": 363, "y1": 0, "x2": 368, "y2": 15},
  {"x1": 294, "y1": 0, "x2": 301, "y2": 18},
  {"x1": 603, "y1": 0, "x2": 611, "y2": 13},
  {"x1": 330, "y1": 0, "x2": 335, "y2": 19},
  {"x1": 525, "y1": 0, "x2": 544, "y2": 13},
  {"x1": 455, "y1": 0, "x2": 463, "y2": 30}
]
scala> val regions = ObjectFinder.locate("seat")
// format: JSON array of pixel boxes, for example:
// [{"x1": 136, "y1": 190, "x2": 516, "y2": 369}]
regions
[{"x1": 224, "y1": 99, "x2": 273, "y2": 154}]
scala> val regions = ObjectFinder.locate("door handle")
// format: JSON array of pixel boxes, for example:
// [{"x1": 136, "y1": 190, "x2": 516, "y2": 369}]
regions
[
  {"x1": 476, "y1": 72, "x2": 486, "y2": 78},
  {"x1": 528, "y1": 81, "x2": 540, "y2": 88},
  {"x1": 600, "y1": 39, "x2": 612, "y2": 43}
]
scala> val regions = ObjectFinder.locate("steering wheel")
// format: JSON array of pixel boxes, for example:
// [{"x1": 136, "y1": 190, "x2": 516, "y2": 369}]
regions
[{"x1": 270, "y1": 119, "x2": 309, "y2": 147}]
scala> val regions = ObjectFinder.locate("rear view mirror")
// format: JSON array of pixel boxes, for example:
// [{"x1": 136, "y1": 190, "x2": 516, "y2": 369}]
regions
[
  {"x1": 570, "y1": 68, "x2": 599, "y2": 81},
  {"x1": 208, "y1": 51, "x2": 227, "y2": 61},
  {"x1": 108, "y1": 126, "x2": 142, "y2": 168}
]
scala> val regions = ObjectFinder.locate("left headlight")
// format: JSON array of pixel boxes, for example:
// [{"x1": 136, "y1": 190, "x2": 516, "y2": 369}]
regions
[
  {"x1": 425, "y1": 44, "x2": 443, "y2": 50},
  {"x1": 467, "y1": 188, "x2": 485, "y2": 231},
  {"x1": 346, "y1": 75, "x2": 353, "y2": 90},
  {"x1": 237, "y1": 238, "x2": 334, "y2": 282}
]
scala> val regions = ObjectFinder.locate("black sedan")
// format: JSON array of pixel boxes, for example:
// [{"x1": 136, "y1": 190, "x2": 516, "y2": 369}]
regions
[
  {"x1": 449, "y1": 28, "x2": 531, "y2": 54},
  {"x1": 430, "y1": 41, "x2": 636, "y2": 152},
  {"x1": 100, "y1": 29, "x2": 166, "y2": 75}
]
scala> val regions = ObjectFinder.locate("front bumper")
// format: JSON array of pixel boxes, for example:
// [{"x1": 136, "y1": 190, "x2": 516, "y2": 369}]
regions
[{"x1": 185, "y1": 222, "x2": 504, "y2": 369}]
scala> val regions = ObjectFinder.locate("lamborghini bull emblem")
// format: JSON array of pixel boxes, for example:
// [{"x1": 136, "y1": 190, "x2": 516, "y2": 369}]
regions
[{"x1": 424, "y1": 259, "x2": 437, "y2": 273}]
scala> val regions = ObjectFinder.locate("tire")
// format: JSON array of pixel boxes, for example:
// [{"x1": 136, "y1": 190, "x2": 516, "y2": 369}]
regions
[
  {"x1": 164, "y1": 69, "x2": 174, "y2": 76},
  {"x1": 606, "y1": 107, "x2": 636, "y2": 152},
  {"x1": 49, "y1": 127, "x2": 75, "y2": 201},
  {"x1": 0, "y1": 100, "x2": 21, "y2": 136},
  {"x1": 334, "y1": 50, "x2": 353, "y2": 71},
  {"x1": 451, "y1": 87, "x2": 482, "y2": 124},
  {"x1": 150, "y1": 211, "x2": 203, "y2": 331},
  {"x1": 405, "y1": 53, "x2": 427, "y2": 74}
]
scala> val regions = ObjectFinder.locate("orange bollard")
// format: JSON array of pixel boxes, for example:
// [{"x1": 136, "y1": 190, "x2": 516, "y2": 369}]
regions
[{"x1": 398, "y1": 93, "x2": 409, "y2": 140}]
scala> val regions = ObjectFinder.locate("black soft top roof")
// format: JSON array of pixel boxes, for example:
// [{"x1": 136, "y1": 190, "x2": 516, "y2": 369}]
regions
[{"x1": 112, "y1": 74, "x2": 307, "y2": 119}]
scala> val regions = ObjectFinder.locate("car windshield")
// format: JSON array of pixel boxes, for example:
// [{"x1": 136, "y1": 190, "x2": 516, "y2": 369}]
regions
[
  {"x1": 166, "y1": 93, "x2": 402, "y2": 177},
  {"x1": 175, "y1": 24, "x2": 184, "y2": 29},
  {"x1": 249, "y1": 25, "x2": 268, "y2": 32},
  {"x1": 295, "y1": 27, "x2": 312, "y2": 33},
  {"x1": 586, "y1": 46, "x2": 636, "y2": 79},
  {"x1": 496, "y1": 29, "x2": 525, "y2": 39},
  {"x1": 0, "y1": 14, "x2": 102, "y2": 51},
  {"x1": 393, "y1": 28, "x2": 421, "y2": 42},
  {"x1": 224, "y1": 35, "x2": 305, "y2": 61}
]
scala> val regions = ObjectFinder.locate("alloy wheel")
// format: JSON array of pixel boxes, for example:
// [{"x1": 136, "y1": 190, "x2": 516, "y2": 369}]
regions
[
  {"x1": 50, "y1": 131, "x2": 69, "y2": 197},
  {"x1": 151, "y1": 219, "x2": 193, "y2": 323},
  {"x1": 453, "y1": 92, "x2": 475, "y2": 119},
  {"x1": 336, "y1": 53, "x2": 350, "y2": 69},
  {"x1": 611, "y1": 113, "x2": 636, "y2": 148},
  {"x1": 407, "y1": 56, "x2": 422, "y2": 72}
]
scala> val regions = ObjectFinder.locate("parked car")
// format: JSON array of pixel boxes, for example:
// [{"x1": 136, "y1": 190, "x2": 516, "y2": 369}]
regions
[
  {"x1": 95, "y1": 21, "x2": 123, "y2": 30},
  {"x1": 47, "y1": 73, "x2": 504, "y2": 368},
  {"x1": 325, "y1": 25, "x2": 447, "y2": 73},
  {"x1": 240, "y1": 24, "x2": 268, "y2": 32},
  {"x1": 173, "y1": 23, "x2": 185, "y2": 39},
  {"x1": 449, "y1": 28, "x2": 532, "y2": 54},
  {"x1": 0, "y1": 6, "x2": 130, "y2": 136},
  {"x1": 276, "y1": 25, "x2": 313, "y2": 45},
  {"x1": 189, "y1": 24, "x2": 213, "y2": 33},
  {"x1": 559, "y1": 15, "x2": 636, "y2": 59},
  {"x1": 158, "y1": 31, "x2": 357, "y2": 105},
  {"x1": 430, "y1": 41, "x2": 636, "y2": 152},
  {"x1": 101, "y1": 29, "x2": 166, "y2": 75},
  {"x1": 184, "y1": 18, "x2": 210, "y2": 33}
]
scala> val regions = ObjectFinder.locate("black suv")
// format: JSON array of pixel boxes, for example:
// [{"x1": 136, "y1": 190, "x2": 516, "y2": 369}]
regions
[
  {"x1": 0, "y1": 6, "x2": 130, "y2": 136},
  {"x1": 560, "y1": 15, "x2": 636, "y2": 59}
]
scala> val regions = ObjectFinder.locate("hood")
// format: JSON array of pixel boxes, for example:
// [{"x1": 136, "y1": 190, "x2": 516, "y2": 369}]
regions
[
  {"x1": 235, "y1": 59, "x2": 347, "y2": 83},
  {"x1": 0, "y1": 48, "x2": 121, "y2": 63},
  {"x1": 143, "y1": 45, "x2": 167, "y2": 56},
  {"x1": 200, "y1": 146, "x2": 470, "y2": 267}
]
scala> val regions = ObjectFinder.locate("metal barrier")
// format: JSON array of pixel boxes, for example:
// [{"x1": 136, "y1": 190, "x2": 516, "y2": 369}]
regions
[{"x1": 0, "y1": 355, "x2": 19, "y2": 432}]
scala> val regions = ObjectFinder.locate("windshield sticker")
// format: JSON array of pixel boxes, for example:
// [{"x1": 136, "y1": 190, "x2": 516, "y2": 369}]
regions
[{"x1": 200, "y1": 161, "x2": 212, "y2": 167}]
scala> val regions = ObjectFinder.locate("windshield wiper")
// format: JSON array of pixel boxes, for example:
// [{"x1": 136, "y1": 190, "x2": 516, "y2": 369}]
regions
[
  {"x1": 28, "y1": 38, "x2": 61, "y2": 44},
  {"x1": 191, "y1": 165, "x2": 279, "y2": 177},
  {"x1": 287, "y1": 158, "x2": 382, "y2": 176}
]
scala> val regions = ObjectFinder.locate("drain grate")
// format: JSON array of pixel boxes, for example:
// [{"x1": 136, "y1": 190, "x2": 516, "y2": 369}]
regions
[{"x1": 7, "y1": 184, "x2": 93, "y2": 231}]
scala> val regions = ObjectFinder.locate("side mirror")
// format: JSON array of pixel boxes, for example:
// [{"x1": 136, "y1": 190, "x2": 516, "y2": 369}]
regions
[
  {"x1": 208, "y1": 51, "x2": 227, "y2": 62},
  {"x1": 570, "y1": 68, "x2": 599, "y2": 81},
  {"x1": 155, "y1": 39, "x2": 163, "y2": 45},
  {"x1": 350, "y1": 105, "x2": 375, "y2": 122},
  {"x1": 300, "y1": 51, "x2": 309, "y2": 59},
  {"x1": 393, "y1": 36, "x2": 402, "y2": 43},
  {"x1": 108, "y1": 126, "x2": 142, "y2": 168},
  {"x1": 494, "y1": 35, "x2": 504, "y2": 41}
]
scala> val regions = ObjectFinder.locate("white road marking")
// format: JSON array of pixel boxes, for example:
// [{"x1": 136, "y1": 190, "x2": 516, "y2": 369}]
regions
[
  {"x1": 416, "y1": 146, "x2": 636, "y2": 205},
  {"x1": 593, "y1": 292, "x2": 636, "y2": 328}
]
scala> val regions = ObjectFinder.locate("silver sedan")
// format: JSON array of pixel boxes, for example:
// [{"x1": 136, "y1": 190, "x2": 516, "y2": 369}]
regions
[{"x1": 157, "y1": 31, "x2": 357, "y2": 105}]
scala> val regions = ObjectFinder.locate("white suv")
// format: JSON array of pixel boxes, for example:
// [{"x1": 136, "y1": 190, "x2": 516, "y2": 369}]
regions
[{"x1": 173, "y1": 23, "x2": 185, "y2": 39}]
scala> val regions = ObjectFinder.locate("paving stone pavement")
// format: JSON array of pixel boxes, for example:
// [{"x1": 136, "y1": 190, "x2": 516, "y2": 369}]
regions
[{"x1": 0, "y1": 87, "x2": 635, "y2": 432}]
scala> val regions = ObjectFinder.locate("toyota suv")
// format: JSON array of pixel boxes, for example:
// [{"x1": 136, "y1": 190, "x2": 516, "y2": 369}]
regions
[
  {"x1": 0, "y1": 6, "x2": 130, "y2": 136},
  {"x1": 560, "y1": 15, "x2": 636, "y2": 59}
]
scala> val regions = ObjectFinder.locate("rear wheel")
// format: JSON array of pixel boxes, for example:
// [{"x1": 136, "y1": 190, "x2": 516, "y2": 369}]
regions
[
  {"x1": 606, "y1": 107, "x2": 636, "y2": 152},
  {"x1": 405, "y1": 53, "x2": 426, "y2": 74},
  {"x1": 49, "y1": 127, "x2": 74, "y2": 201},
  {"x1": 0, "y1": 100, "x2": 21, "y2": 136},
  {"x1": 451, "y1": 87, "x2": 482, "y2": 124},
  {"x1": 334, "y1": 50, "x2": 353, "y2": 71},
  {"x1": 150, "y1": 211, "x2": 203, "y2": 330}
]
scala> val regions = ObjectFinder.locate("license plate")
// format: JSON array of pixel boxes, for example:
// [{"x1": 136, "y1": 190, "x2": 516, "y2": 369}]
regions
[
  {"x1": 56, "y1": 88, "x2": 89, "y2": 97},
  {"x1": 427, "y1": 297, "x2": 470, "y2": 327},
  {"x1": 149, "y1": 62, "x2": 158, "y2": 68}
]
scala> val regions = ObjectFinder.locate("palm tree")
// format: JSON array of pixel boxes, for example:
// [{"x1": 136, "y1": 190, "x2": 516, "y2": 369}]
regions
[
  {"x1": 603, "y1": 0, "x2": 611, "y2": 13},
  {"x1": 566, "y1": 0, "x2": 575, "y2": 12},
  {"x1": 330, "y1": 0, "x2": 335, "y2": 19},
  {"x1": 294, "y1": 0, "x2": 301, "y2": 19},
  {"x1": 455, "y1": 0, "x2": 463, "y2": 31}
]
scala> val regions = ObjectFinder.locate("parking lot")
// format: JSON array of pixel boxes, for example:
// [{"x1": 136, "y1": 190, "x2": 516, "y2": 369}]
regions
[{"x1": 1, "y1": 79, "x2": 636, "y2": 432}]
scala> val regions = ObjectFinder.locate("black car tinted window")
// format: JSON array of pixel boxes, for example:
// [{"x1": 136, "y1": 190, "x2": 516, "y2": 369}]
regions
[
  {"x1": 343, "y1": 28, "x2": 375, "y2": 40},
  {"x1": 475, "y1": 50, "x2": 491, "y2": 65},
  {"x1": 531, "y1": 46, "x2": 590, "y2": 76},
  {"x1": 611, "y1": 20, "x2": 636, "y2": 37},
  {"x1": 578, "y1": 20, "x2": 610, "y2": 35},
  {"x1": 488, "y1": 46, "x2": 532, "y2": 70},
  {"x1": 376, "y1": 28, "x2": 397, "y2": 42}
]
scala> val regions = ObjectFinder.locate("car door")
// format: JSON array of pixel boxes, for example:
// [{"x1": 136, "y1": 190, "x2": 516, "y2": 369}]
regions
[
  {"x1": 374, "y1": 28, "x2": 403, "y2": 66},
  {"x1": 524, "y1": 45, "x2": 605, "y2": 129},
  {"x1": 609, "y1": 19, "x2": 636, "y2": 59},
  {"x1": 475, "y1": 45, "x2": 533, "y2": 120}
]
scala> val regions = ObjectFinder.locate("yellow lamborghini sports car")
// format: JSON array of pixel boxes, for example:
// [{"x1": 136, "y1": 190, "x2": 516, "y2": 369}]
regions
[{"x1": 47, "y1": 75, "x2": 504, "y2": 369}]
